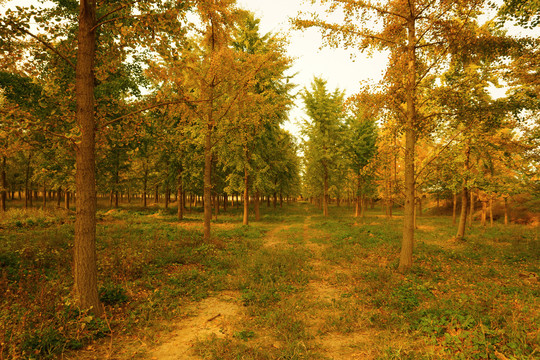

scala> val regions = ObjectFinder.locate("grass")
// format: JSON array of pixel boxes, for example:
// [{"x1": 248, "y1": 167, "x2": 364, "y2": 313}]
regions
[{"x1": 1, "y1": 200, "x2": 539, "y2": 359}]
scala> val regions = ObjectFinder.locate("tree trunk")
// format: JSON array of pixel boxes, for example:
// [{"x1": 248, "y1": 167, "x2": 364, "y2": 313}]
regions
[
  {"x1": 504, "y1": 197, "x2": 509, "y2": 225},
  {"x1": 481, "y1": 200, "x2": 487, "y2": 227},
  {"x1": 73, "y1": 0, "x2": 101, "y2": 315},
  {"x1": 42, "y1": 184, "x2": 47, "y2": 209},
  {"x1": 273, "y1": 191, "x2": 277, "y2": 209},
  {"x1": 154, "y1": 184, "x2": 159, "y2": 204},
  {"x1": 165, "y1": 184, "x2": 169, "y2": 209},
  {"x1": 456, "y1": 145, "x2": 471, "y2": 240},
  {"x1": 177, "y1": 167, "x2": 183, "y2": 221},
  {"x1": 323, "y1": 169, "x2": 329, "y2": 217},
  {"x1": 398, "y1": 15, "x2": 417, "y2": 274},
  {"x1": 57, "y1": 188, "x2": 62, "y2": 207},
  {"x1": 255, "y1": 191, "x2": 260, "y2": 221},
  {"x1": 142, "y1": 169, "x2": 148, "y2": 208},
  {"x1": 1, "y1": 156, "x2": 6, "y2": 212},
  {"x1": 65, "y1": 190, "x2": 70, "y2": 210},
  {"x1": 203, "y1": 127, "x2": 213, "y2": 241},
  {"x1": 25, "y1": 155, "x2": 32, "y2": 209},
  {"x1": 223, "y1": 193, "x2": 227, "y2": 212},
  {"x1": 452, "y1": 192, "x2": 457, "y2": 225},
  {"x1": 489, "y1": 197, "x2": 493, "y2": 227},
  {"x1": 243, "y1": 166, "x2": 249, "y2": 225},
  {"x1": 469, "y1": 190, "x2": 475, "y2": 226}
]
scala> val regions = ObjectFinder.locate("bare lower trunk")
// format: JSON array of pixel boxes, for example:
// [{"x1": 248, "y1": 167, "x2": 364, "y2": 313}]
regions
[
  {"x1": 177, "y1": 168, "x2": 183, "y2": 221},
  {"x1": 489, "y1": 197, "x2": 493, "y2": 227},
  {"x1": 456, "y1": 145, "x2": 471, "y2": 240},
  {"x1": 469, "y1": 190, "x2": 475, "y2": 226},
  {"x1": 481, "y1": 200, "x2": 487, "y2": 227},
  {"x1": 203, "y1": 128, "x2": 213, "y2": 241},
  {"x1": 1, "y1": 156, "x2": 6, "y2": 212},
  {"x1": 452, "y1": 192, "x2": 457, "y2": 225},
  {"x1": 255, "y1": 191, "x2": 260, "y2": 221},
  {"x1": 74, "y1": 0, "x2": 101, "y2": 315},
  {"x1": 243, "y1": 167, "x2": 249, "y2": 225},
  {"x1": 504, "y1": 197, "x2": 509, "y2": 225},
  {"x1": 398, "y1": 16, "x2": 416, "y2": 274},
  {"x1": 65, "y1": 191, "x2": 70, "y2": 210},
  {"x1": 323, "y1": 170, "x2": 329, "y2": 217}
]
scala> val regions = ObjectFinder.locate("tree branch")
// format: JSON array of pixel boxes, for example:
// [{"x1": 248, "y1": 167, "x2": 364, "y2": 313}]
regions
[
  {"x1": 9, "y1": 22, "x2": 75, "y2": 69},
  {"x1": 99, "y1": 98, "x2": 208, "y2": 129},
  {"x1": 96, "y1": 4, "x2": 129, "y2": 23}
]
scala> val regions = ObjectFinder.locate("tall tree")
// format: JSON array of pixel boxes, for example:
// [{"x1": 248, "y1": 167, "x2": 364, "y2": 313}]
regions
[
  {"x1": 295, "y1": 0, "x2": 489, "y2": 272},
  {"x1": 302, "y1": 77, "x2": 344, "y2": 217}
]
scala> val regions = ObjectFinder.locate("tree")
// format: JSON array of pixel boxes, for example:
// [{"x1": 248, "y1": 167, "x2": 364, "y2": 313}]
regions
[
  {"x1": 295, "y1": 0, "x2": 492, "y2": 272},
  {"x1": 302, "y1": 77, "x2": 344, "y2": 217}
]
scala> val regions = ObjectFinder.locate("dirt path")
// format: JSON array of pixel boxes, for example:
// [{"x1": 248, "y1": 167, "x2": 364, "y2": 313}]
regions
[
  {"x1": 149, "y1": 291, "x2": 242, "y2": 360},
  {"x1": 142, "y1": 209, "x2": 375, "y2": 359}
]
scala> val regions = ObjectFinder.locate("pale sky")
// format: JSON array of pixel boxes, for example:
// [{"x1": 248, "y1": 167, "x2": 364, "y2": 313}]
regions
[{"x1": 237, "y1": 0, "x2": 389, "y2": 135}]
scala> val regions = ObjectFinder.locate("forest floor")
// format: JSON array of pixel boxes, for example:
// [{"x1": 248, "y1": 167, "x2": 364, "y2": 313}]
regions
[{"x1": 1, "y1": 202, "x2": 539, "y2": 359}]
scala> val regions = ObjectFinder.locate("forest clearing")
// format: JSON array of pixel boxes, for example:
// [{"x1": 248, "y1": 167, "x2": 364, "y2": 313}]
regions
[
  {"x1": 1, "y1": 200, "x2": 538, "y2": 359},
  {"x1": 1, "y1": 0, "x2": 539, "y2": 358}
]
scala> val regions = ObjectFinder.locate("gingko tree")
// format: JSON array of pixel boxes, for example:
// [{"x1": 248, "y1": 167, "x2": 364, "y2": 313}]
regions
[
  {"x1": 1, "y1": 0, "x2": 196, "y2": 314},
  {"x1": 342, "y1": 92, "x2": 378, "y2": 218},
  {"x1": 301, "y1": 77, "x2": 344, "y2": 217},
  {"x1": 294, "y1": 0, "x2": 491, "y2": 272}
]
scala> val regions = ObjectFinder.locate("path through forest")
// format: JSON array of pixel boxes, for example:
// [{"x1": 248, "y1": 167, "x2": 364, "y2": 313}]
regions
[{"x1": 144, "y1": 210, "x2": 377, "y2": 359}]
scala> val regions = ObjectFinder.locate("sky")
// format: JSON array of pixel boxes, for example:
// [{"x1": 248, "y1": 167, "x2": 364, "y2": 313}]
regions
[{"x1": 236, "y1": 0, "x2": 389, "y2": 136}]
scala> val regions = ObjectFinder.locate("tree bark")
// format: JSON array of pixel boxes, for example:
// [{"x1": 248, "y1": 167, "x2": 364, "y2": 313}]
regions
[
  {"x1": 73, "y1": 0, "x2": 101, "y2": 315},
  {"x1": 456, "y1": 144, "x2": 471, "y2": 240},
  {"x1": 452, "y1": 192, "x2": 457, "y2": 225},
  {"x1": 398, "y1": 13, "x2": 417, "y2": 274},
  {"x1": 255, "y1": 191, "x2": 260, "y2": 221},
  {"x1": 1, "y1": 156, "x2": 6, "y2": 212},
  {"x1": 469, "y1": 189, "x2": 475, "y2": 226},
  {"x1": 203, "y1": 126, "x2": 213, "y2": 240},
  {"x1": 489, "y1": 197, "x2": 493, "y2": 227},
  {"x1": 42, "y1": 184, "x2": 47, "y2": 209},
  {"x1": 65, "y1": 190, "x2": 70, "y2": 210},
  {"x1": 243, "y1": 166, "x2": 249, "y2": 225},
  {"x1": 323, "y1": 168, "x2": 329, "y2": 217},
  {"x1": 504, "y1": 197, "x2": 509, "y2": 225},
  {"x1": 142, "y1": 169, "x2": 148, "y2": 208},
  {"x1": 177, "y1": 167, "x2": 183, "y2": 221}
]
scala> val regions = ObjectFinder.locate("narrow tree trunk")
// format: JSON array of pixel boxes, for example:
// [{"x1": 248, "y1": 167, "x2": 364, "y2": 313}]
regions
[
  {"x1": 65, "y1": 190, "x2": 70, "y2": 210},
  {"x1": 469, "y1": 190, "x2": 475, "y2": 226},
  {"x1": 273, "y1": 191, "x2": 277, "y2": 209},
  {"x1": 323, "y1": 169, "x2": 329, "y2": 217},
  {"x1": 223, "y1": 193, "x2": 227, "y2": 212},
  {"x1": 203, "y1": 127, "x2": 213, "y2": 241},
  {"x1": 243, "y1": 167, "x2": 249, "y2": 225},
  {"x1": 1, "y1": 156, "x2": 6, "y2": 212},
  {"x1": 25, "y1": 155, "x2": 31, "y2": 209},
  {"x1": 142, "y1": 169, "x2": 148, "y2": 208},
  {"x1": 452, "y1": 192, "x2": 457, "y2": 225},
  {"x1": 504, "y1": 197, "x2": 509, "y2": 225},
  {"x1": 165, "y1": 184, "x2": 169, "y2": 209},
  {"x1": 255, "y1": 191, "x2": 260, "y2": 221},
  {"x1": 57, "y1": 188, "x2": 62, "y2": 207},
  {"x1": 398, "y1": 15, "x2": 417, "y2": 274},
  {"x1": 481, "y1": 200, "x2": 487, "y2": 227},
  {"x1": 154, "y1": 184, "x2": 159, "y2": 204},
  {"x1": 73, "y1": 0, "x2": 101, "y2": 315},
  {"x1": 177, "y1": 167, "x2": 183, "y2": 221},
  {"x1": 456, "y1": 145, "x2": 471, "y2": 240},
  {"x1": 489, "y1": 197, "x2": 493, "y2": 227},
  {"x1": 42, "y1": 184, "x2": 47, "y2": 209}
]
